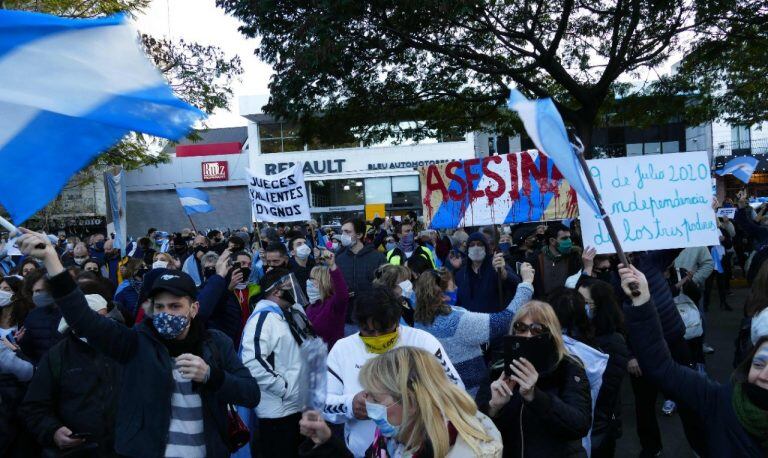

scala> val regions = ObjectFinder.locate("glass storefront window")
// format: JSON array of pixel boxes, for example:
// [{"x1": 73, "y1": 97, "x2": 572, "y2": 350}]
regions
[
  {"x1": 364, "y1": 177, "x2": 392, "y2": 204},
  {"x1": 392, "y1": 175, "x2": 419, "y2": 192},
  {"x1": 258, "y1": 122, "x2": 303, "y2": 154},
  {"x1": 309, "y1": 179, "x2": 365, "y2": 207}
]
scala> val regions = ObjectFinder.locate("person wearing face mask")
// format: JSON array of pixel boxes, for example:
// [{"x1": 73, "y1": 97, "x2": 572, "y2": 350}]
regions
[
  {"x1": 304, "y1": 251, "x2": 349, "y2": 350},
  {"x1": 415, "y1": 264, "x2": 535, "y2": 398},
  {"x1": 335, "y1": 218, "x2": 386, "y2": 300},
  {"x1": 17, "y1": 258, "x2": 39, "y2": 278},
  {"x1": 18, "y1": 270, "x2": 64, "y2": 366},
  {"x1": 372, "y1": 264, "x2": 415, "y2": 326},
  {"x1": 114, "y1": 258, "x2": 147, "y2": 324},
  {"x1": 323, "y1": 288, "x2": 462, "y2": 458},
  {"x1": 15, "y1": 228, "x2": 260, "y2": 457},
  {"x1": 81, "y1": 258, "x2": 103, "y2": 277},
  {"x1": 62, "y1": 242, "x2": 90, "y2": 269},
  {"x1": 477, "y1": 300, "x2": 592, "y2": 457},
  {"x1": 289, "y1": 237, "x2": 316, "y2": 296},
  {"x1": 181, "y1": 235, "x2": 210, "y2": 287},
  {"x1": 88, "y1": 233, "x2": 107, "y2": 264},
  {"x1": 454, "y1": 232, "x2": 521, "y2": 314},
  {"x1": 621, "y1": 264, "x2": 768, "y2": 457},
  {"x1": 0, "y1": 276, "x2": 31, "y2": 345},
  {"x1": 20, "y1": 292, "x2": 122, "y2": 457},
  {"x1": 300, "y1": 346, "x2": 502, "y2": 458},
  {"x1": 385, "y1": 220, "x2": 436, "y2": 269},
  {"x1": 526, "y1": 223, "x2": 583, "y2": 298},
  {"x1": 241, "y1": 268, "x2": 314, "y2": 458}
]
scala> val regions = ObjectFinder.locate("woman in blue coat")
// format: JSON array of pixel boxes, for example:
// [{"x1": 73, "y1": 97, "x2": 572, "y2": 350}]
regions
[{"x1": 619, "y1": 264, "x2": 767, "y2": 457}]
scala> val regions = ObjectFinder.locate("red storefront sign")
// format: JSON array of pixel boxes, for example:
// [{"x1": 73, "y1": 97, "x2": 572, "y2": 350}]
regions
[{"x1": 202, "y1": 161, "x2": 228, "y2": 181}]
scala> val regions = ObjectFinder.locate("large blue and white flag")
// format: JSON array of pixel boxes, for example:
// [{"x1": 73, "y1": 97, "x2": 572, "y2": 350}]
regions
[
  {"x1": 715, "y1": 156, "x2": 758, "y2": 184},
  {"x1": 0, "y1": 10, "x2": 204, "y2": 223},
  {"x1": 176, "y1": 188, "x2": 214, "y2": 215},
  {"x1": 104, "y1": 170, "x2": 127, "y2": 256},
  {"x1": 507, "y1": 89, "x2": 600, "y2": 216}
]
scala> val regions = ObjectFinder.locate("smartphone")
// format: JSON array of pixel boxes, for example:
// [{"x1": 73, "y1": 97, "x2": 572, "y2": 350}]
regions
[
  {"x1": 69, "y1": 432, "x2": 93, "y2": 440},
  {"x1": 503, "y1": 335, "x2": 556, "y2": 376},
  {"x1": 515, "y1": 262, "x2": 523, "y2": 275}
]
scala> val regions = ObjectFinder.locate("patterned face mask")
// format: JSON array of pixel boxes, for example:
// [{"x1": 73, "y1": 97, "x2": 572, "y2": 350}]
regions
[{"x1": 152, "y1": 312, "x2": 190, "y2": 339}]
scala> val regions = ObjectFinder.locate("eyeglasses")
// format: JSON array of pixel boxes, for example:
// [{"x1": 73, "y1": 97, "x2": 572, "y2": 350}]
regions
[{"x1": 512, "y1": 321, "x2": 550, "y2": 336}]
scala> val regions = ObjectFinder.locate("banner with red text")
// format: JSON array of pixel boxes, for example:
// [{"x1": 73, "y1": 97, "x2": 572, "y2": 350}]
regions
[{"x1": 419, "y1": 150, "x2": 578, "y2": 229}]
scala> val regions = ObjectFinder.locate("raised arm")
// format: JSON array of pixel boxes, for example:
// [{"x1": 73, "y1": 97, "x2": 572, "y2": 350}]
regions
[
  {"x1": 18, "y1": 229, "x2": 137, "y2": 363},
  {"x1": 326, "y1": 254, "x2": 349, "y2": 314}
]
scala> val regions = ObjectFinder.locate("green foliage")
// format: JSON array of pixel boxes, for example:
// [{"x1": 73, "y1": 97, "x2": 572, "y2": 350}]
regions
[{"x1": 217, "y1": 0, "x2": 698, "y2": 150}]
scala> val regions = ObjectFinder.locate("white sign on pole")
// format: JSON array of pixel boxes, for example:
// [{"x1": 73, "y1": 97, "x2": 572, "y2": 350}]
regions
[
  {"x1": 247, "y1": 162, "x2": 311, "y2": 223},
  {"x1": 577, "y1": 151, "x2": 720, "y2": 254}
]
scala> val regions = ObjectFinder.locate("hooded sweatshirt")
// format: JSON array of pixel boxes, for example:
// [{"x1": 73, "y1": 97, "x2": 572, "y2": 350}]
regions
[{"x1": 454, "y1": 232, "x2": 520, "y2": 313}]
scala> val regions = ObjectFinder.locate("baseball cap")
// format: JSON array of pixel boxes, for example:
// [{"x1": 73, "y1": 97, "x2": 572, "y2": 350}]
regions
[{"x1": 148, "y1": 270, "x2": 198, "y2": 300}]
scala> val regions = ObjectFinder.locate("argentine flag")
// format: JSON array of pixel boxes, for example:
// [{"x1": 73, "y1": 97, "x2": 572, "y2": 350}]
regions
[
  {"x1": 0, "y1": 11, "x2": 204, "y2": 223},
  {"x1": 507, "y1": 89, "x2": 600, "y2": 216},
  {"x1": 715, "y1": 156, "x2": 758, "y2": 184},
  {"x1": 176, "y1": 188, "x2": 214, "y2": 215}
]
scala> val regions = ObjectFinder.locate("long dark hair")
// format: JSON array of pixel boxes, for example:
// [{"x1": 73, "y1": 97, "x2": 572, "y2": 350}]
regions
[
  {"x1": 1, "y1": 276, "x2": 33, "y2": 327},
  {"x1": 579, "y1": 277, "x2": 625, "y2": 336},
  {"x1": 546, "y1": 287, "x2": 595, "y2": 346}
]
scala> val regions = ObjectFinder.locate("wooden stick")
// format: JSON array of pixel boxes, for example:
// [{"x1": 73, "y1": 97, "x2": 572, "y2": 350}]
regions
[{"x1": 186, "y1": 214, "x2": 198, "y2": 233}]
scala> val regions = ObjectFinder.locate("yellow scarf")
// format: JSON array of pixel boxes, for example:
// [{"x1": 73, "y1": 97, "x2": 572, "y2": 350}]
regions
[{"x1": 360, "y1": 329, "x2": 399, "y2": 354}]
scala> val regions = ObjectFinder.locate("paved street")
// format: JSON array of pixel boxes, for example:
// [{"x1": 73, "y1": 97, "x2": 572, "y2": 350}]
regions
[{"x1": 615, "y1": 283, "x2": 749, "y2": 457}]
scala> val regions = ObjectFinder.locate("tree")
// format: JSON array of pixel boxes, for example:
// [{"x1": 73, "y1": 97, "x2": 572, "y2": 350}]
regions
[
  {"x1": 217, "y1": 0, "x2": 702, "y2": 154},
  {"x1": 2, "y1": 0, "x2": 243, "y2": 170}
]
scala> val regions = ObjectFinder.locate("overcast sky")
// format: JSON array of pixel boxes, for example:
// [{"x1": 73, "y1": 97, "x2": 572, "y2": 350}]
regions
[{"x1": 134, "y1": 0, "x2": 272, "y2": 127}]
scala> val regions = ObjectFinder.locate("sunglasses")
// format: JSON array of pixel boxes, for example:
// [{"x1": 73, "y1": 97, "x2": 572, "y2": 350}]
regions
[{"x1": 512, "y1": 321, "x2": 550, "y2": 336}]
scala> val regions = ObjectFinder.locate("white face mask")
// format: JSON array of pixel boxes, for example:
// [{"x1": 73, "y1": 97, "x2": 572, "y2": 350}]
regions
[
  {"x1": 306, "y1": 279, "x2": 321, "y2": 303},
  {"x1": 73, "y1": 256, "x2": 88, "y2": 266},
  {"x1": 340, "y1": 233, "x2": 354, "y2": 247},
  {"x1": 295, "y1": 244, "x2": 311, "y2": 260},
  {"x1": 398, "y1": 280, "x2": 413, "y2": 298},
  {"x1": 467, "y1": 246, "x2": 486, "y2": 262},
  {"x1": 152, "y1": 260, "x2": 169, "y2": 269},
  {"x1": 0, "y1": 290, "x2": 13, "y2": 308},
  {"x1": 331, "y1": 242, "x2": 339, "y2": 251}
]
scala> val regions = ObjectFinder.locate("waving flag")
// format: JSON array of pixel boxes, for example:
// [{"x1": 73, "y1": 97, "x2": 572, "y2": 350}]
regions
[
  {"x1": 715, "y1": 156, "x2": 758, "y2": 184},
  {"x1": 507, "y1": 90, "x2": 600, "y2": 216},
  {"x1": 176, "y1": 188, "x2": 214, "y2": 215},
  {"x1": 0, "y1": 10, "x2": 204, "y2": 223}
]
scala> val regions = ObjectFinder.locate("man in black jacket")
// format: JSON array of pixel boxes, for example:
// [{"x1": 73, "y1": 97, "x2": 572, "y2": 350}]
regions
[
  {"x1": 16, "y1": 228, "x2": 261, "y2": 457},
  {"x1": 20, "y1": 293, "x2": 121, "y2": 456}
]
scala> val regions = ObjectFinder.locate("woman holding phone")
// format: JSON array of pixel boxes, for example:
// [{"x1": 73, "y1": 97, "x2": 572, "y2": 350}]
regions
[{"x1": 477, "y1": 300, "x2": 592, "y2": 457}]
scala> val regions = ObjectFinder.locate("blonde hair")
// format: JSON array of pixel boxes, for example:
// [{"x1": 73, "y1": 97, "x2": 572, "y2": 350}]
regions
[
  {"x1": 359, "y1": 346, "x2": 492, "y2": 456},
  {"x1": 414, "y1": 270, "x2": 450, "y2": 325},
  {"x1": 309, "y1": 265, "x2": 333, "y2": 300},
  {"x1": 511, "y1": 300, "x2": 569, "y2": 364},
  {"x1": 153, "y1": 252, "x2": 174, "y2": 264},
  {"x1": 373, "y1": 264, "x2": 411, "y2": 290}
]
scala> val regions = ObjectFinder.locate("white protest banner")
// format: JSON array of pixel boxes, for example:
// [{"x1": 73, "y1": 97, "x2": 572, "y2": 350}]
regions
[
  {"x1": 247, "y1": 162, "x2": 310, "y2": 222},
  {"x1": 577, "y1": 151, "x2": 720, "y2": 254},
  {"x1": 716, "y1": 207, "x2": 737, "y2": 219}
]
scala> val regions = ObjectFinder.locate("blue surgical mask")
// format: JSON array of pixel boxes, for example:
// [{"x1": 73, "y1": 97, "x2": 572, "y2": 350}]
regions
[
  {"x1": 152, "y1": 312, "x2": 190, "y2": 339},
  {"x1": 385, "y1": 242, "x2": 397, "y2": 252},
  {"x1": 499, "y1": 242, "x2": 511, "y2": 252},
  {"x1": 444, "y1": 290, "x2": 457, "y2": 307},
  {"x1": 33, "y1": 292, "x2": 55, "y2": 308},
  {"x1": 306, "y1": 280, "x2": 321, "y2": 303},
  {"x1": 365, "y1": 400, "x2": 400, "y2": 438}
]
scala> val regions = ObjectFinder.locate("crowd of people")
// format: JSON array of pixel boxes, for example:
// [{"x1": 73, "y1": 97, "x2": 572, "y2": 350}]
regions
[{"x1": 0, "y1": 198, "x2": 766, "y2": 457}]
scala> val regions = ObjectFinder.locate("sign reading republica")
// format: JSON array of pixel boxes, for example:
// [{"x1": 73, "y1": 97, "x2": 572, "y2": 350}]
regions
[{"x1": 202, "y1": 161, "x2": 228, "y2": 181}]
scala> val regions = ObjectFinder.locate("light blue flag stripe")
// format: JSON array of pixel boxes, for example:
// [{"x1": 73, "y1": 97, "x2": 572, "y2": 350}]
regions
[
  {"x1": 176, "y1": 188, "x2": 214, "y2": 215},
  {"x1": 507, "y1": 89, "x2": 601, "y2": 217},
  {"x1": 715, "y1": 156, "x2": 758, "y2": 184},
  {"x1": 0, "y1": 11, "x2": 204, "y2": 223}
]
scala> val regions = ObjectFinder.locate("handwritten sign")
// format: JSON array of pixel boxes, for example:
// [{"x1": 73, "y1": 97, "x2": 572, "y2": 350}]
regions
[
  {"x1": 247, "y1": 162, "x2": 310, "y2": 222},
  {"x1": 578, "y1": 151, "x2": 719, "y2": 254},
  {"x1": 716, "y1": 207, "x2": 737, "y2": 219},
  {"x1": 419, "y1": 150, "x2": 578, "y2": 229}
]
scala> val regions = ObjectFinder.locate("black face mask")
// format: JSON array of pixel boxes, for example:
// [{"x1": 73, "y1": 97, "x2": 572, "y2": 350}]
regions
[
  {"x1": 174, "y1": 244, "x2": 187, "y2": 254},
  {"x1": 136, "y1": 267, "x2": 149, "y2": 279},
  {"x1": 194, "y1": 246, "x2": 207, "y2": 258},
  {"x1": 277, "y1": 288, "x2": 295, "y2": 305},
  {"x1": 203, "y1": 266, "x2": 216, "y2": 279},
  {"x1": 594, "y1": 270, "x2": 612, "y2": 283}
]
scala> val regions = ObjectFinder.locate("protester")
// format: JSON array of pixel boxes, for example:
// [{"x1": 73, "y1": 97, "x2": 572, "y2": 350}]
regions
[
  {"x1": 302, "y1": 346, "x2": 502, "y2": 457},
  {"x1": 82, "y1": 258, "x2": 102, "y2": 276},
  {"x1": 305, "y1": 251, "x2": 349, "y2": 350},
  {"x1": 385, "y1": 219, "x2": 435, "y2": 268},
  {"x1": 372, "y1": 264, "x2": 415, "y2": 326},
  {"x1": 62, "y1": 242, "x2": 89, "y2": 268},
  {"x1": 113, "y1": 257, "x2": 146, "y2": 323},
  {"x1": 620, "y1": 264, "x2": 767, "y2": 457},
  {"x1": 324, "y1": 287, "x2": 463, "y2": 457},
  {"x1": 0, "y1": 276, "x2": 31, "y2": 343},
  {"x1": 335, "y1": 218, "x2": 386, "y2": 297},
  {"x1": 289, "y1": 236, "x2": 315, "y2": 296},
  {"x1": 241, "y1": 267, "x2": 314, "y2": 458},
  {"x1": 20, "y1": 293, "x2": 121, "y2": 457},
  {"x1": 16, "y1": 228, "x2": 260, "y2": 457},
  {"x1": 526, "y1": 223, "x2": 582, "y2": 298},
  {"x1": 181, "y1": 235, "x2": 210, "y2": 286},
  {"x1": 197, "y1": 250, "x2": 245, "y2": 348},
  {"x1": 18, "y1": 269, "x2": 63, "y2": 365},
  {"x1": 18, "y1": 258, "x2": 39, "y2": 278},
  {"x1": 477, "y1": 300, "x2": 592, "y2": 457},
  {"x1": 414, "y1": 264, "x2": 535, "y2": 397},
  {"x1": 454, "y1": 232, "x2": 520, "y2": 313}
]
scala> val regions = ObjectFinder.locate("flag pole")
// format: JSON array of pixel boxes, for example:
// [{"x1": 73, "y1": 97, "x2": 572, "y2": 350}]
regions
[
  {"x1": 187, "y1": 214, "x2": 198, "y2": 233},
  {"x1": 572, "y1": 139, "x2": 640, "y2": 297}
]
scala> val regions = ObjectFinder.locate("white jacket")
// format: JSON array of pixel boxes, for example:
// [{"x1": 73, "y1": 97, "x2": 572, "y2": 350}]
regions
[
  {"x1": 241, "y1": 299, "x2": 305, "y2": 419},
  {"x1": 323, "y1": 326, "x2": 464, "y2": 457}
]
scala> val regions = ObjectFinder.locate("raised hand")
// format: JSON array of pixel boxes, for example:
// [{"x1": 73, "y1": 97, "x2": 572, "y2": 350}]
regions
[
  {"x1": 508, "y1": 358, "x2": 539, "y2": 402},
  {"x1": 519, "y1": 262, "x2": 535, "y2": 284},
  {"x1": 618, "y1": 264, "x2": 651, "y2": 306},
  {"x1": 299, "y1": 410, "x2": 332, "y2": 445},
  {"x1": 488, "y1": 370, "x2": 516, "y2": 417}
]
